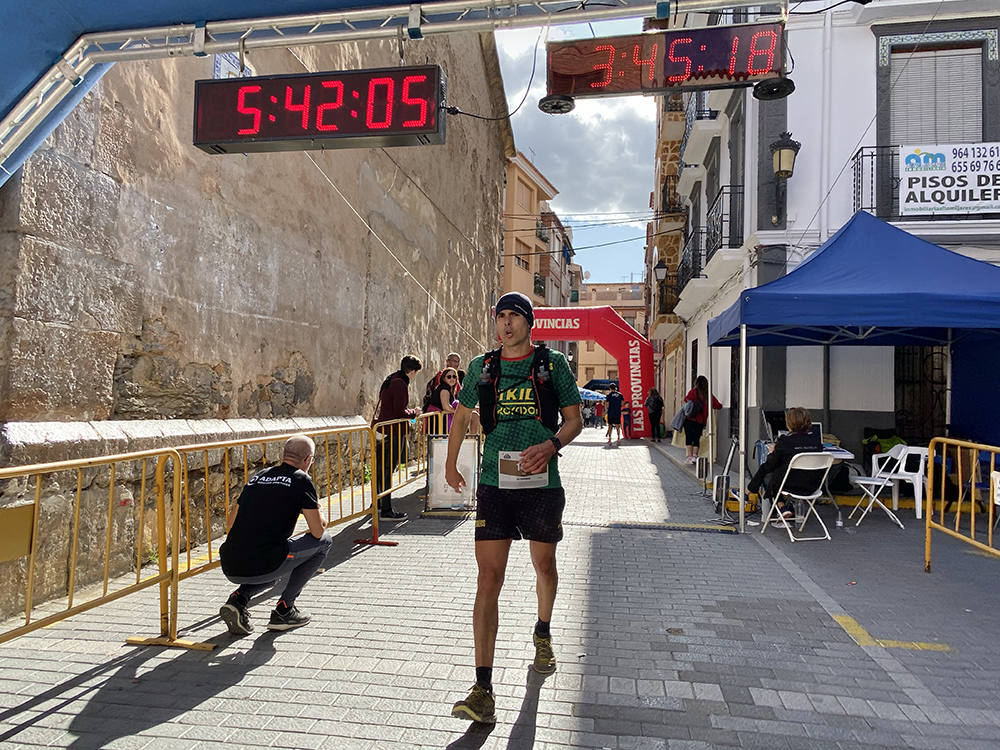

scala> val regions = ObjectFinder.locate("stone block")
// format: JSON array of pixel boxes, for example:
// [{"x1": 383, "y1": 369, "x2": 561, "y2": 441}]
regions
[{"x1": 1, "y1": 320, "x2": 118, "y2": 421}]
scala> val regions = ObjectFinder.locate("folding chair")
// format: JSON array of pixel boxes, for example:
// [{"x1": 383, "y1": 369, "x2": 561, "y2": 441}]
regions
[
  {"x1": 883, "y1": 446, "x2": 928, "y2": 519},
  {"x1": 761, "y1": 452, "x2": 835, "y2": 542},
  {"x1": 849, "y1": 443, "x2": 906, "y2": 529}
]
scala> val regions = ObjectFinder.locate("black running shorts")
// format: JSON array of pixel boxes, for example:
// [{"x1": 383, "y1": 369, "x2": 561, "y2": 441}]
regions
[{"x1": 474, "y1": 484, "x2": 565, "y2": 543}]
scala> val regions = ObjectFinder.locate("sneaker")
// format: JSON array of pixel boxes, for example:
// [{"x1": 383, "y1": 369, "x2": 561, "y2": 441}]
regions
[
  {"x1": 267, "y1": 604, "x2": 311, "y2": 631},
  {"x1": 219, "y1": 602, "x2": 252, "y2": 636},
  {"x1": 451, "y1": 684, "x2": 496, "y2": 724},
  {"x1": 379, "y1": 511, "x2": 407, "y2": 521},
  {"x1": 532, "y1": 633, "x2": 556, "y2": 674}
]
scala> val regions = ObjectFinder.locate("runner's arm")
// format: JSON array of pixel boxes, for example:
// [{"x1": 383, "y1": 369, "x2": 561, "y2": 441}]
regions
[
  {"x1": 445, "y1": 404, "x2": 474, "y2": 491},
  {"x1": 519, "y1": 403, "x2": 583, "y2": 475}
]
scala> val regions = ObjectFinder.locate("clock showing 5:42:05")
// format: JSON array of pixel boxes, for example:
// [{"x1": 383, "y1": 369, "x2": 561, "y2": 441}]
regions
[
  {"x1": 546, "y1": 22, "x2": 784, "y2": 99},
  {"x1": 193, "y1": 65, "x2": 446, "y2": 154}
]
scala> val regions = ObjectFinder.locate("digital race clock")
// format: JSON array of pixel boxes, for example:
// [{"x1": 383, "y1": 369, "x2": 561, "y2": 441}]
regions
[
  {"x1": 193, "y1": 65, "x2": 446, "y2": 154},
  {"x1": 546, "y1": 22, "x2": 784, "y2": 99}
]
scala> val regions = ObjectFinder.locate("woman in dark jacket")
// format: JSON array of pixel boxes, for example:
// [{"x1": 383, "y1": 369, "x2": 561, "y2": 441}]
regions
[
  {"x1": 645, "y1": 388, "x2": 664, "y2": 442},
  {"x1": 748, "y1": 406, "x2": 823, "y2": 518}
]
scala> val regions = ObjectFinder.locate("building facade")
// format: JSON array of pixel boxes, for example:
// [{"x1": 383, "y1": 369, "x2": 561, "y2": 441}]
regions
[{"x1": 646, "y1": 1, "x2": 1000, "y2": 459}]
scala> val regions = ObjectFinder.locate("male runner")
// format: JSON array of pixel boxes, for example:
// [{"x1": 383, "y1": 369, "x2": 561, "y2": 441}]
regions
[
  {"x1": 445, "y1": 292, "x2": 582, "y2": 724},
  {"x1": 604, "y1": 383, "x2": 625, "y2": 445}
]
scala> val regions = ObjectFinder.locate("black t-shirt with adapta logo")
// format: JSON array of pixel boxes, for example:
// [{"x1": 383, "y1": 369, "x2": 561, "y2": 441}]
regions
[
  {"x1": 220, "y1": 462, "x2": 319, "y2": 577},
  {"x1": 605, "y1": 391, "x2": 625, "y2": 420}
]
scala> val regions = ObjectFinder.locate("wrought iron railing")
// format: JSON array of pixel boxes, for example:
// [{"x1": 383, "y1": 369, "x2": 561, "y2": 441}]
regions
[
  {"x1": 536, "y1": 220, "x2": 550, "y2": 242},
  {"x1": 664, "y1": 94, "x2": 684, "y2": 113},
  {"x1": 677, "y1": 229, "x2": 707, "y2": 295},
  {"x1": 533, "y1": 272, "x2": 546, "y2": 297},
  {"x1": 661, "y1": 174, "x2": 684, "y2": 215},
  {"x1": 680, "y1": 92, "x2": 719, "y2": 162},
  {"x1": 706, "y1": 185, "x2": 744, "y2": 260},
  {"x1": 657, "y1": 275, "x2": 679, "y2": 315},
  {"x1": 852, "y1": 145, "x2": 1000, "y2": 221}
]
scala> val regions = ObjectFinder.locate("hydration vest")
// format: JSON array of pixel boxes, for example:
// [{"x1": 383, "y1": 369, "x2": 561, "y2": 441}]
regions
[{"x1": 478, "y1": 344, "x2": 560, "y2": 435}]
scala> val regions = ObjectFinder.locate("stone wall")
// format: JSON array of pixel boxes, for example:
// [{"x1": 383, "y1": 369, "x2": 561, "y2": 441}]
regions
[{"x1": 0, "y1": 32, "x2": 512, "y2": 430}]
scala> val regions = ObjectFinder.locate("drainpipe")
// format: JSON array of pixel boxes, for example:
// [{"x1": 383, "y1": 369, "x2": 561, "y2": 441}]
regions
[{"x1": 819, "y1": 11, "x2": 833, "y2": 240}]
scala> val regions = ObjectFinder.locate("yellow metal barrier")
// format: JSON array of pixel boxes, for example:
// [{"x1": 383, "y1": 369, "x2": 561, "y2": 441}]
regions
[
  {"x1": 0, "y1": 420, "x2": 440, "y2": 649},
  {"x1": 0, "y1": 448, "x2": 195, "y2": 648},
  {"x1": 925, "y1": 436, "x2": 1000, "y2": 572}
]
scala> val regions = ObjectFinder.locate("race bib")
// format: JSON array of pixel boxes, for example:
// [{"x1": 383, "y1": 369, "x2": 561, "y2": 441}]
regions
[{"x1": 498, "y1": 450, "x2": 548, "y2": 489}]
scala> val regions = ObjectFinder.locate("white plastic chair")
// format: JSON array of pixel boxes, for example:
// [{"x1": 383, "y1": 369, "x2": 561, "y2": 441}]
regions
[
  {"x1": 850, "y1": 444, "x2": 906, "y2": 529},
  {"x1": 881, "y1": 446, "x2": 928, "y2": 519},
  {"x1": 761, "y1": 452, "x2": 836, "y2": 542}
]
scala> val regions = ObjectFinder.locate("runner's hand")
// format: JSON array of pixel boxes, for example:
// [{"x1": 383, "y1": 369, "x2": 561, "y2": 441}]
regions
[
  {"x1": 445, "y1": 465, "x2": 466, "y2": 492},
  {"x1": 519, "y1": 441, "x2": 555, "y2": 475}
]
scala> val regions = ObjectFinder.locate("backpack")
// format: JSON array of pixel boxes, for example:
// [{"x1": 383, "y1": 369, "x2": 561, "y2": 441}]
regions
[{"x1": 478, "y1": 344, "x2": 560, "y2": 435}]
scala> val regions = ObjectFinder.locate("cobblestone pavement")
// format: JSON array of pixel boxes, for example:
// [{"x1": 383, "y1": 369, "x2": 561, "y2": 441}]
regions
[{"x1": 2, "y1": 426, "x2": 1000, "y2": 749}]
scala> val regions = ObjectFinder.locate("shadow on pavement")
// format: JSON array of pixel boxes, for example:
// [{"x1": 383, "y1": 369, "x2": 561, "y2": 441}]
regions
[
  {"x1": 445, "y1": 720, "x2": 495, "y2": 749},
  {"x1": 0, "y1": 633, "x2": 277, "y2": 747},
  {"x1": 506, "y1": 667, "x2": 550, "y2": 749}
]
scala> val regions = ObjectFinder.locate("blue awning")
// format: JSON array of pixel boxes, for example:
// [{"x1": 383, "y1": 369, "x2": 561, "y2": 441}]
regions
[{"x1": 708, "y1": 211, "x2": 1000, "y2": 348}]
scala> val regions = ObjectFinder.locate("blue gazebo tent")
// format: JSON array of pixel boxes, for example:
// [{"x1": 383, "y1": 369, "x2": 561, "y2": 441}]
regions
[{"x1": 707, "y1": 211, "x2": 1000, "y2": 529}]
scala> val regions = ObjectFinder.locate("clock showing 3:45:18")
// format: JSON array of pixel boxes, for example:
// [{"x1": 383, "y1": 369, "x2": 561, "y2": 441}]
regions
[{"x1": 546, "y1": 22, "x2": 784, "y2": 99}]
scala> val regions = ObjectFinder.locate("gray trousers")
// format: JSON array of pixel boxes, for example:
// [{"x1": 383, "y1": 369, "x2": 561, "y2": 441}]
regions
[{"x1": 226, "y1": 532, "x2": 332, "y2": 606}]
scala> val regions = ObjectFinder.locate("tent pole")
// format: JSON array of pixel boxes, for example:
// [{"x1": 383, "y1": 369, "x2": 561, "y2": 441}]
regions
[
  {"x1": 739, "y1": 324, "x2": 747, "y2": 533},
  {"x1": 945, "y1": 328, "x2": 952, "y2": 436}
]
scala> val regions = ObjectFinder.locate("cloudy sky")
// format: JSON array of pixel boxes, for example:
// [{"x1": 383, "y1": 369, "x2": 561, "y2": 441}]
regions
[{"x1": 495, "y1": 20, "x2": 657, "y2": 284}]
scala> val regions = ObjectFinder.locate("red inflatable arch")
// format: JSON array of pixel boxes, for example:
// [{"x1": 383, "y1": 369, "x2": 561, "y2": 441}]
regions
[{"x1": 532, "y1": 306, "x2": 656, "y2": 438}]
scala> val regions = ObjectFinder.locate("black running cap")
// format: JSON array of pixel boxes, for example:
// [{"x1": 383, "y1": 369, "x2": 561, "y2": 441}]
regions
[{"x1": 495, "y1": 292, "x2": 534, "y2": 327}]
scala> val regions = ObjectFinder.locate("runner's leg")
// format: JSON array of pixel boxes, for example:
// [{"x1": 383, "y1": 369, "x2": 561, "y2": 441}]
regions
[
  {"x1": 473, "y1": 539, "x2": 512, "y2": 668},
  {"x1": 529, "y1": 541, "x2": 558, "y2": 621}
]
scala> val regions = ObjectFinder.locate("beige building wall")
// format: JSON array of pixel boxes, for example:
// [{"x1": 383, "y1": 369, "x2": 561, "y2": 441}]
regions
[
  {"x1": 0, "y1": 33, "x2": 514, "y2": 437},
  {"x1": 501, "y1": 152, "x2": 557, "y2": 306},
  {"x1": 574, "y1": 283, "x2": 645, "y2": 387}
]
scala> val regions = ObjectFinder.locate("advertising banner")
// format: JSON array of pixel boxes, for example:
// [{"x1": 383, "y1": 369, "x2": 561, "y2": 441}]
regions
[{"x1": 899, "y1": 142, "x2": 1000, "y2": 216}]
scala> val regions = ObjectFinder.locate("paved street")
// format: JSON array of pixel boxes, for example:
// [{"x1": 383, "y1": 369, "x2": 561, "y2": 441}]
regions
[{"x1": 2, "y1": 426, "x2": 1000, "y2": 749}]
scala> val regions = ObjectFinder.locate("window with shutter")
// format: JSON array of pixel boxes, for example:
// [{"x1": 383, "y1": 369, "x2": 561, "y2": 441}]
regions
[{"x1": 890, "y1": 46, "x2": 982, "y2": 144}]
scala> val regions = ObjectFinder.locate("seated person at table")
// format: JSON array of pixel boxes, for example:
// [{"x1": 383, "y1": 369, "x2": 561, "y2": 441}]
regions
[{"x1": 747, "y1": 406, "x2": 823, "y2": 519}]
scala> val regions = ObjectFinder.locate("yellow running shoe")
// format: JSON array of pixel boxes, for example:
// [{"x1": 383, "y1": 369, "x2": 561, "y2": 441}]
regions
[
  {"x1": 532, "y1": 633, "x2": 556, "y2": 674},
  {"x1": 451, "y1": 683, "x2": 496, "y2": 723}
]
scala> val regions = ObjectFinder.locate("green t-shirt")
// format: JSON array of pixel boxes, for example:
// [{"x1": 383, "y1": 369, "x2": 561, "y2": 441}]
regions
[{"x1": 459, "y1": 347, "x2": 581, "y2": 488}]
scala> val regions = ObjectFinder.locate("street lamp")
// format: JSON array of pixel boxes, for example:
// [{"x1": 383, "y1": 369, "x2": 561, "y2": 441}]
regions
[
  {"x1": 652, "y1": 260, "x2": 669, "y2": 282},
  {"x1": 769, "y1": 131, "x2": 801, "y2": 226}
]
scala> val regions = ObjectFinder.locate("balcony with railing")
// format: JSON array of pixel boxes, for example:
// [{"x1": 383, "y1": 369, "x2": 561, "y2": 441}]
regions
[
  {"x1": 705, "y1": 185, "x2": 744, "y2": 261},
  {"x1": 679, "y1": 91, "x2": 720, "y2": 165},
  {"x1": 660, "y1": 174, "x2": 684, "y2": 215},
  {"x1": 535, "y1": 220, "x2": 550, "y2": 242},
  {"x1": 853, "y1": 144, "x2": 1000, "y2": 222},
  {"x1": 657, "y1": 276, "x2": 679, "y2": 315},
  {"x1": 533, "y1": 272, "x2": 546, "y2": 298},
  {"x1": 676, "y1": 229, "x2": 707, "y2": 294}
]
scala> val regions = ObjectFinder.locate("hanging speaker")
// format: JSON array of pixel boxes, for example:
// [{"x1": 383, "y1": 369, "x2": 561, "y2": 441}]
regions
[
  {"x1": 538, "y1": 94, "x2": 575, "y2": 114},
  {"x1": 752, "y1": 76, "x2": 796, "y2": 101}
]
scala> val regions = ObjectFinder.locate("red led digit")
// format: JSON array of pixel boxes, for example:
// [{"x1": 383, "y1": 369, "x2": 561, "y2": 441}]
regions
[
  {"x1": 747, "y1": 30, "x2": 778, "y2": 75},
  {"x1": 236, "y1": 85, "x2": 262, "y2": 135},
  {"x1": 633, "y1": 43, "x2": 657, "y2": 82},
  {"x1": 666, "y1": 37, "x2": 693, "y2": 83},
  {"x1": 728, "y1": 36, "x2": 740, "y2": 76},
  {"x1": 284, "y1": 84, "x2": 312, "y2": 129},
  {"x1": 591, "y1": 44, "x2": 615, "y2": 88},
  {"x1": 401, "y1": 74, "x2": 429, "y2": 128},
  {"x1": 315, "y1": 80, "x2": 344, "y2": 131},
  {"x1": 366, "y1": 77, "x2": 395, "y2": 129}
]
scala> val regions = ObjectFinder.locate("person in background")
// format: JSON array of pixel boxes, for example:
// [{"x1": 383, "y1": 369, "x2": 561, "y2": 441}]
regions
[
  {"x1": 621, "y1": 402, "x2": 633, "y2": 439},
  {"x1": 604, "y1": 384, "x2": 624, "y2": 446},
  {"x1": 425, "y1": 366, "x2": 461, "y2": 432},
  {"x1": 682, "y1": 375, "x2": 722, "y2": 464},
  {"x1": 747, "y1": 406, "x2": 823, "y2": 520},
  {"x1": 218, "y1": 435, "x2": 332, "y2": 635},
  {"x1": 581, "y1": 403, "x2": 593, "y2": 428},
  {"x1": 645, "y1": 388, "x2": 665, "y2": 442},
  {"x1": 446, "y1": 352, "x2": 466, "y2": 393},
  {"x1": 372, "y1": 355, "x2": 422, "y2": 521}
]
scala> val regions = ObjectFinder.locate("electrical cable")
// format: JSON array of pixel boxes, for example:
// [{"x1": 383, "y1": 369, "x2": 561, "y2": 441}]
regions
[
  {"x1": 787, "y1": 0, "x2": 947, "y2": 257},
  {"x1": 305, "y1": 153, "x2": 486, "y2": 349},
  {"x1": 446, "y1": 25, "x2": 545, "y2": 121},
  {"x1": 789, "y1": 0, "x2": 858, "y2": 14}
]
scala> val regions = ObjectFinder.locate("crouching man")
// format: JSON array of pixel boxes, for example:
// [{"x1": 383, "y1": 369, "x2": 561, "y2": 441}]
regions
[{"x1": 219, "y1": 434, "x2": 332, "y2": 634}]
